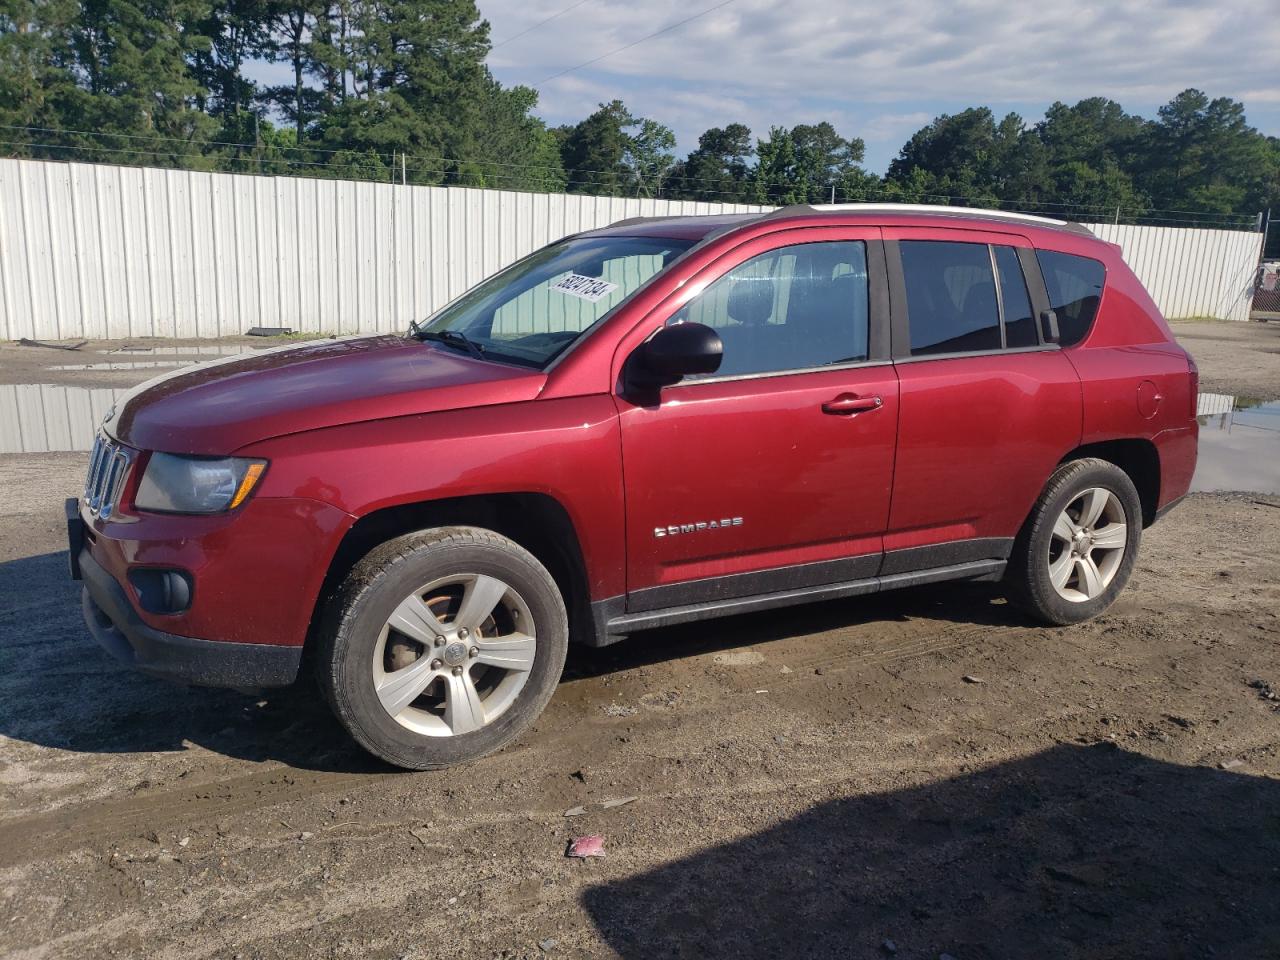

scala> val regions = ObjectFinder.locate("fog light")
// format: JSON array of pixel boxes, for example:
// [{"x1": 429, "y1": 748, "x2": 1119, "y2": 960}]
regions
[{"x1": 128, "y1": 568, "x2": 193, "y2": 614}]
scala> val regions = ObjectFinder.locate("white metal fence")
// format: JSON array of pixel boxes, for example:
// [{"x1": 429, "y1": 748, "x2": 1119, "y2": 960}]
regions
[
  {"x1": 1083, "y1": 222, "x2": 1263, "y2": 323},
  {"x1": 0, "y1": 382, "x2": 123, "y2": 453},
  {"x1": 0, "y1": 157, "x2": 1264, "y2": 341}
]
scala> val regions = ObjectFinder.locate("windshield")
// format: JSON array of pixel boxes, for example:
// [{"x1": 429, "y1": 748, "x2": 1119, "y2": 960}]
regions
[{"x1": 413, "y1": 235, "x2": 693, "y2": 368}]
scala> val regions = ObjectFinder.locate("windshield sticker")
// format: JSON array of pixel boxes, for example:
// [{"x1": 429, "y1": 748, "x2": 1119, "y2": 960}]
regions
[{"x1": 551, "y1": 273, "x2": 619, "y2": 302}]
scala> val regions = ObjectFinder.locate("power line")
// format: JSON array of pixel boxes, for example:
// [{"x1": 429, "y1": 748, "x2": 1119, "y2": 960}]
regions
[
  {"x1": 0, "y1": 129, "x2": 1260, "y2": 227},
  {"x1": 537, "y1": 0, "x2": 744, "y2": 84},
  {"x1": 0, "y1": 122, "x2": 1262, "y2": 224},
  {"x1": 491, "y1": 0, "x2": 594, "y2": 49}
]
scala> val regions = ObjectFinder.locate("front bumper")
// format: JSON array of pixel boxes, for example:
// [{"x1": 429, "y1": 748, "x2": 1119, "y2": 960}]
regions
[{"x1": 76, "y1": 527, "x2": 303, "y2": 689}]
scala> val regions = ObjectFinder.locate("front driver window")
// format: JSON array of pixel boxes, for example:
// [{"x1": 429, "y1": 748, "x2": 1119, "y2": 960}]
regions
[{"x1": 668, "y1": 240, "x2": 869, "y2": 378}]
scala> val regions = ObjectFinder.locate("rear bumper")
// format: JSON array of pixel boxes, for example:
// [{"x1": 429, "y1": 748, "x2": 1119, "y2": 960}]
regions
[{"x1": 79, "y1": 545, "x2": 302, "y2": 688}]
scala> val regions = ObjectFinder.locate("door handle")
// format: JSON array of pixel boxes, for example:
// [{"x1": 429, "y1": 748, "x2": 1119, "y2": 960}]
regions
[{"x1": 822, "y1": 394, "x2": 883, "y2": 415}]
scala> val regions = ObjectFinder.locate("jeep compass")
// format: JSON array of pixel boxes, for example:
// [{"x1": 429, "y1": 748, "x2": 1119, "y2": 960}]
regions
[{"x1": 69, "y1": 204, "x2": 1199, "y2": 769}]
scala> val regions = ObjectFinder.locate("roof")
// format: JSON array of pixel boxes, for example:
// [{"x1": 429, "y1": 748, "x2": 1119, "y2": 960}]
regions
[
  {"x1": 584, "y1": 212, "x2": 760, "y2": 241},
  {"x1": 587, "y1": 202, "x2": 1094, "y2": 242}
]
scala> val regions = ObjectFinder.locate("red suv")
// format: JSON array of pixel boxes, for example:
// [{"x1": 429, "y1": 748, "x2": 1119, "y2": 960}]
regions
[{"x1": 69, "y1": 204, "x2": 1199, "y2": 769}]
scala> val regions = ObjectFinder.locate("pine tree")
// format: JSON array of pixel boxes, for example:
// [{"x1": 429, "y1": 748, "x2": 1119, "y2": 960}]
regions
[
  {"x1": 65, "y1": 0, "x2": 217, "y2": 166},
  {"x1": 263, "y1": 0, "x2": 329, "y2": 145},
  {"x1": 558, "y1": 100, "x2": 636, "y2": 195},
  {"x1": 0, "y1": 0, "x2": 81, "y2": 155},
  {"x1": 752, "y1": 127, "x2": 803, "y2": 204},
  {"x1": 668, "y1": 123, "x2": 753, "y2": 202},
  {"x1": 316, "y1": 0, "x2": 491, "y2": 182}
]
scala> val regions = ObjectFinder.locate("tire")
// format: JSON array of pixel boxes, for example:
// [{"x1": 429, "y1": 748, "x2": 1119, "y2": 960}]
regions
[
  {"x1": 1007, "y1": 458, "x2": 1143, "y2": 626},
  {"x1": 316, "y1": 526, "x2": 568, "y2": 770}
]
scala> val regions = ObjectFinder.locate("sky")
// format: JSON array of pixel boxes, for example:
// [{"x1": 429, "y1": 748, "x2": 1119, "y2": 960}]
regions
[{"x1": 476, "y1": 0, "x2": 1280, "y2": 173}]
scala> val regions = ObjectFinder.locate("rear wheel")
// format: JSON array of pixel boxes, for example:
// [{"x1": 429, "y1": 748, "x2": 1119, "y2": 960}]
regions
[
  {"x1": 317, "y1": 527, "x2": 568, "y2": 769},
  {"x1": 1008, "y1": 458, "x2": 1142, "y2": 625}
]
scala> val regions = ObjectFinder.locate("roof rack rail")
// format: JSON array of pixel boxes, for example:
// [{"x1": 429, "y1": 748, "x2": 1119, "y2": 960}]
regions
[
  {"x1": 603, "y1": 214, "x2": 688, "y2": 229},
  {"x1": 764, "y1": 202, "x2": 1094, "y2": 235}
]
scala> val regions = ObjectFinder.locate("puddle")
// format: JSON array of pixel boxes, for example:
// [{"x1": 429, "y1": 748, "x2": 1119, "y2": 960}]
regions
[
  {"x1": 1193, "y1": 393, "x2": 1280, "y2": 495},
  {"x1": 0, "y1": 384, "x2": 125, "y2": 453},
  {"x1": 48, "y1": 360, "x2": 187, "y2": 372},
  {"x1": 50, "y1": 343, "x2": 271, "y2": 370},
  {"x1": 108, "y1": 345, "x2": 265, "y2": 357}
]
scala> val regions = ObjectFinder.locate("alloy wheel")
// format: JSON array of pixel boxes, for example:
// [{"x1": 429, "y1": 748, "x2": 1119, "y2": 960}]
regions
[
  {"x1": 1047, "y1": 487, "x2": 1128, "y2": 603},
  {"x1": 371, "y1": 573, "x2": 536, "y2": 737}
]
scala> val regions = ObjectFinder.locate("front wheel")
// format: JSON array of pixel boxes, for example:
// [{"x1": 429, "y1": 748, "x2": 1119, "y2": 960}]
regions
[
  {"x1": 317, "y1": 527, "x2": 568, "y2": 770},
  {"x1": 1007, "y1": 458, "x2": 1142, "y2": 626}
]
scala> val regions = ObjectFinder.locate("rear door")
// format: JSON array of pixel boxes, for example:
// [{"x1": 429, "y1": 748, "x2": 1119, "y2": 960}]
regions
[
  {"x1": 616, "y1": 229, "x2": 900, "y2": 611},
  {"x1": 883, "y1": 228, "x2": 1082, "y2": 573}
]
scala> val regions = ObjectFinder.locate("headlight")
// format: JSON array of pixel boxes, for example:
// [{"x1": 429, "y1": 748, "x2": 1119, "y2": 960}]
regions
[{"x1": 135, "y1": 454, "x2": 267, "y2": 514}]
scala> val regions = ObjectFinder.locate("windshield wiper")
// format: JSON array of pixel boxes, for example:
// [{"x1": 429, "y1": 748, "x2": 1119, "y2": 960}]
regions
[{"x1": 418, "y1": 327, "x2": 485, "y2": 360}]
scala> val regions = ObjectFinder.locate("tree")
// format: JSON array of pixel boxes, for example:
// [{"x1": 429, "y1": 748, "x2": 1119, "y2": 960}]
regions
[
  {"x1": 792, "y1": 121, "x2": 863, "y2": 201},
  {"x1": 667, "y1": 123, "x2": 753, "y2": 202},
  {"x1": 1136, "y1": 89, "x2": 1272, "y2": 213},
  {"x1": 749, "y1": 122, "x2": 878, "y2": 204},
  {"x1": 558, "y1": 100, "x2": 635, "y2": 194},
  {"x1": 313, "y1": 0, "x2": 492, "y2": 181},
  {"x1": 64, "y1": 0, "x2": 217, "y2": 166},
  {"x1": 189, "y1": 0, "x2": 272, "y2": 121},
  {"x1": 262, "y1": 0, "x2": 329, "y2": 145},
  {"x1": 466, "y1": 78, "x2": 565, "y2": 191},
  {"x1": 1036, "y1": 98, "x2": 1146, "y2": 171},
  {"x1": 0, "y1": 0, "x2": 80, "y2": 154},
  {"x1": 3, "y1": 3, "x2": 1275, "y2": 221},
  {"x1": 752, "y1": 126, "x2": 803, "y2": 204},
  {"x1": 624, "y1": 117, "x2": 675, "y2": 197},
  {"x1": 888, "y1": 107, "x2": 999, "y2": 192},
  {"x1": 1049, "y1": 160, "x2": 1147, "y2": 219}
]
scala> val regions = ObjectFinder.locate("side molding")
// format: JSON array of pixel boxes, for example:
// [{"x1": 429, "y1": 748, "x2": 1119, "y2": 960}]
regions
[{"x1": 586, "y1": 557, "x2": 1008, "y2": 647}]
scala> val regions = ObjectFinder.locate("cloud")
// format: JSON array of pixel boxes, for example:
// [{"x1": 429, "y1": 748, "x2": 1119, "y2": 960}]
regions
[
  {"x1": 479, "y1": 0, "x2": 1280, "y2": 169},
  {"x1": 861, "y1": 112, "x2": 935, "y2": 145}
]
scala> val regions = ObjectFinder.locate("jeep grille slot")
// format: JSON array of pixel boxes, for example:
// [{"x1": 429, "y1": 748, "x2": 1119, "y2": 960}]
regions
[{"x1": 84, "y1": 434, "x2": 133, "y2": 519}]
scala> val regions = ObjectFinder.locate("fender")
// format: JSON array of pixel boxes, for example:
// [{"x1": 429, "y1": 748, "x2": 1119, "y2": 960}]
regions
[{"x1": 236, "y1": 395, "x2": 626, "y2": 604}]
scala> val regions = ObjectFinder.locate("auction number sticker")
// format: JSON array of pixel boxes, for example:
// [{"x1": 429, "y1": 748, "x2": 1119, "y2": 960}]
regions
[{"x1": 552, "y1": 273, "x2": 619, "y2": 302}]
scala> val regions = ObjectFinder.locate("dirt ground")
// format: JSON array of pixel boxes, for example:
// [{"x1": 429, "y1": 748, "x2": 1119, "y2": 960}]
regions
[
  {"x1": 1170, "y1": 318, "x2": 1280, "y2": 401},
  {"x1": 1, "y1": 322, "x2": 1279, "y2": 960}
]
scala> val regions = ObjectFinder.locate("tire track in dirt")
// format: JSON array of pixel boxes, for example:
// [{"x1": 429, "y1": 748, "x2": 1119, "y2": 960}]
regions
[
  {"x1": 0, "y1": 623, "x2": 993, "y2": 868},
  {"x1": 0, "y1": 766, "x2": 384, "y2": 869}
]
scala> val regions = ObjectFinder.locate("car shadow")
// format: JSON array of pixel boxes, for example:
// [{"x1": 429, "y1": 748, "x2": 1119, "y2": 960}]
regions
[
  {"x1": 1, "y1": 549, "x2": 1030, "y2": 772},
  {"x1": 563, "y1": 578, "x2": 1026, "y2": 680},
  {"x1": 581, "y1": 743, "x2": 1280, "y2": 959},
  {"x1": 0, "y1": 550, "x2": 382, "y2": 772}
]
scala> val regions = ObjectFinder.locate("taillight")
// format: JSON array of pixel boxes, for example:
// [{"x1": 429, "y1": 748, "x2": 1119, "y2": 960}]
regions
[{"x1": 1187, "y1": 354, "x2": 1199, "y2": 419}]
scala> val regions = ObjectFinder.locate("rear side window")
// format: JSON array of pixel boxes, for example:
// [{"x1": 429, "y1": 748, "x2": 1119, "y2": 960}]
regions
[
  {"x1": 1036, "y1": 250, "x2": 1105, "y2": 346},
  {"x1": 994, "y1": 245, "x2": 1038, "y2": 348},
  {"x1": 901, "y1": 241, "x2": 1001, "y2": 356}
]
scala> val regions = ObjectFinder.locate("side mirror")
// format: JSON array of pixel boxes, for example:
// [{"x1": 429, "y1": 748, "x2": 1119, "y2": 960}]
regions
[
  {"x1": 1040, "y1": 309, "x2": 1061, "y2": 344},
  {"x1": 631, "y1": 322, "x2": 723, "y2": 388}
]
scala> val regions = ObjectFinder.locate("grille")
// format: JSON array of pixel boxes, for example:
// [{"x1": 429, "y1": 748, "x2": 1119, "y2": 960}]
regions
[{"x1": 84, "y1": 434, "x2": 134, "y2": 520}]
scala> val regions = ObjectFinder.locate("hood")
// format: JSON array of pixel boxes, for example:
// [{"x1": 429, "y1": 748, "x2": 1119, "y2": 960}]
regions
[{"x1": 107, "y1": 336, "x2": 546, "y2": 454}]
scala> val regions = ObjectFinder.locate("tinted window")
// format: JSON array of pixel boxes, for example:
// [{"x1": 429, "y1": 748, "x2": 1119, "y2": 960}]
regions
[
  {"x1": 901, "y1": 241, "x2": 1000, "y2": 356},
  {"x1": 419, "y1": 236, "x2": 692, "y2": 368},
  {"x1": 1037, "y1": 250, "x2": 1105, "y2": 346},
  {"x1": 994, "y1": 245, "x2": 1038, "y2": 348},
  {"x1": 670, "y1": 241, "x2": 869, "y2": 378}
]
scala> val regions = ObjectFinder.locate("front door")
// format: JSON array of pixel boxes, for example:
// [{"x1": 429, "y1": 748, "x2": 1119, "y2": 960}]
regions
[{"x1": 616, "y1": 232, "x2": 900, "y2": 612}]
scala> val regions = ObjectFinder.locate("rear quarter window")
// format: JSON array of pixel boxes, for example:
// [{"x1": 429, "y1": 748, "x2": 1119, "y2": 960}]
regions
[{"x1": 1036, "y1": 250, "x2": 1105, "y2": 346}]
